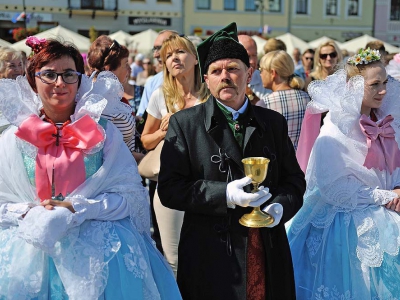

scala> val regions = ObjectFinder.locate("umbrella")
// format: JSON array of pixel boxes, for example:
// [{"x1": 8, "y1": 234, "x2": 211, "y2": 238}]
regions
[
  {"x1": 308, "y1": 36, "x2": 342, "y2": 49},
  {"x1": 11, "y1": 25, "x2": 91, "y2": 54},
  {"x1": 340, "y1": 34, "x2": 400, "y2": 54},
  {"x1": 274, "y1": 33, "x2": 310, "y2": 56},
  {"x1": 0, "y1": 39, "x2": 11, "y2": 47},
  {"x1": 108, "y1": 30, "x2": 133, "y2": 47},
  {"x1": 251, "y1": 35, "x2": 267, "y2": 56},
  {"x1": 129, "y1": 29, "x2": 158, "y2": 55}
]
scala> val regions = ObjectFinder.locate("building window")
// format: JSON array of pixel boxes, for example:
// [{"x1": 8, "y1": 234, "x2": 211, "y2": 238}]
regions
[
  {"x1": 347, "y1": 0, "x2": 359, "y2": 16},
  {"x1": 269, "y1": 0, "x2": 281, "y2": 12},
  {"x1": 81, "y1": 0, "x2": 104, "y2": 9},
  {"x1": 224, "y1": 0, "x2": 236, "y2": 10},
  {"x1": 196, "y1": 0, "x2": 210, "y2": 9},
  {"x1": 326, "y1": 0, "x2": 338, "y2": 16},
  {"x1": 296, "y1": 0, "x2": 308, "y2": 14},
  {"x1": 391, "y1": 0, "x2": 400, "y2": 20},
  {"x1": 245, "y1": 0, "x2": 257, "y2": 11}
]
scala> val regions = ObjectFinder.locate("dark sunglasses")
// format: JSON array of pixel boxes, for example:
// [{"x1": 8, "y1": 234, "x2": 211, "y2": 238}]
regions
[
  {"x1": 304, "y1": 57, "x2": 314, "y2": 61},
  {"x1": 320, "y1": 52, "x2": 337, "y2": 59},
  {"x1": 152, "y1": 45, "x2": 162, "y2": 53}
]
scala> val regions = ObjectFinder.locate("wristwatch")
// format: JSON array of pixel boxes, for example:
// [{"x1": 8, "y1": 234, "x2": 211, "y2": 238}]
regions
[{"x1": 247, "y1": 93, "x2": 255, "y2": 101}]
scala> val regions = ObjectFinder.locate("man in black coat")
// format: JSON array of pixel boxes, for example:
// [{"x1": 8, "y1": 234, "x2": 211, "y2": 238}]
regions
[{"x1": 158, "y1": 22, "x2": 305, "y2": 300}]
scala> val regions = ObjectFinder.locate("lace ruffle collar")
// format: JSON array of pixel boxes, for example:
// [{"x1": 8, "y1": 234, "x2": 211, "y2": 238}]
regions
[{"x1": 0, "y1": 71, "x2": 128, "y2": 127}]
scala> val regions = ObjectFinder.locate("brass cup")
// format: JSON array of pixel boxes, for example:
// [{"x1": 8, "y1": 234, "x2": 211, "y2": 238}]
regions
[{"x1": 239, "y1": 157, "x2": 274, "y2": 228}]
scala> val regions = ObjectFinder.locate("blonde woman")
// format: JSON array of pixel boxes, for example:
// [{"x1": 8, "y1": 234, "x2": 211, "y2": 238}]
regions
[
  {"x1": 141, "y1": 35, "x2": 209, "y2": 276},
  {"x1": 257, "y1": 50, "x2": 310, "y2": 150},
  {"x1": 306, "y1": 40, "x2": 342, "y2": 88},
  {"x1": 298, "y1": 40, "x2": 342, "y2": 172},
  {"x1": 0, "y1": 47, "x2": 24, "y2": 79}
]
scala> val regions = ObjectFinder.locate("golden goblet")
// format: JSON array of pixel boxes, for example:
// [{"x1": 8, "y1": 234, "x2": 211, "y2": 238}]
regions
[{"x1": 239, "y1": 157, "x2": 274, "y2": 228}]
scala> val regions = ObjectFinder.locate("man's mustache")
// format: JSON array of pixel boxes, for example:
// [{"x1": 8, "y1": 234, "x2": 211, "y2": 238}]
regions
[{"x1": 217, "y1": 81, "x2": 239, "y2": 95}]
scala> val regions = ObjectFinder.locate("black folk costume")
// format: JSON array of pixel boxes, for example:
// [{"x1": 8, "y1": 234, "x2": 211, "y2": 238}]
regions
[
  {"x1": 158, "y1": 96, "x2": 305, "y2": 299},
  {"x1": 158, "y1": 23, "x2": 305, "y2": 300}
]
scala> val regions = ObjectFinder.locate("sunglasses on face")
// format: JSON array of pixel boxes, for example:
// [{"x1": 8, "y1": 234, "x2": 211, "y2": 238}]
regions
[
  {"x1": 304, "y1": 57, "x2": 314, "y2": 61},
  {"x1": 320, "y1": 52, "x2": 337, "y2": 59},
  {"x1": 152, "y1": 46, "x2": 162, "y2": 53}
]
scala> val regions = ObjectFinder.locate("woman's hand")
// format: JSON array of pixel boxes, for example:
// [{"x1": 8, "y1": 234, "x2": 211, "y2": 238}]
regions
[
  {"x1": 160, "y1": 113, "x2": 173, "y2": 132},
  {"x1": 385, "y1": 197, "x2": 400, "y2": 212},
  {"x1": 40, "y1": 199, "x2": 76, "y2": 213}
]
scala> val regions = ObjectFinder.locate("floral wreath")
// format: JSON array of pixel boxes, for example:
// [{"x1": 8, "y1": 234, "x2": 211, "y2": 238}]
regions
[
  {"x1": 25, "y1": 36, "x2": 47, "y2": 58},
  {"x1": 347, "y1": 47, "x2": 381, "y2": 66}
]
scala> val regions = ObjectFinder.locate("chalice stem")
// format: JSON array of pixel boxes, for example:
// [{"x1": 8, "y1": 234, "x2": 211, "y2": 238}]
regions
[{"x1": 252, "y1": 206, "x2": 262, "y2": 213}]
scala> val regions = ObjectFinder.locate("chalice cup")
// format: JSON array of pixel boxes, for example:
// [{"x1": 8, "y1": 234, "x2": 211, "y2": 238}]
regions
[{"x1": 239, "y1": 157, "x2": 274, "y2": 227}]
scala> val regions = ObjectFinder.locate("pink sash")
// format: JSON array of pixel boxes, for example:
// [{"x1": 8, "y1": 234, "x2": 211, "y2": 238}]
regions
[
  {"x1": 15, "y1": 114, "x2": 104, "y2": 201},
  {"x1": 359, "y1": 114, "x2": 400, "y2": 174}
]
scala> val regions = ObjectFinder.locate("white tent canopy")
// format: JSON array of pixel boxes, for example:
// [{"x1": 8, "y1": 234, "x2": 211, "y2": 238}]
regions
[
  {"x1": 129, "y1": 29, "x2": 158, "y2": 55},
  {"x1": 11, "y1": 25, "x2": 91, "y2": 54},
  {"x1": 0, "y1": 39, "x2": 11, "y2": 47},
  {"x1": 340, "y1": 34, "x2": 400, "y2": 54},
  {"x1": 108, "y1": 30, "x2": 132, "y2": 47},
  {"x1": 274, "y1": 33, "x2": 310, "y2": 57},
  {"x1": 308, "y1": 36, "x2": 342, "y2": 49},
  {"x1": 251, "y1": 35, "x2": 267, "y2": 56}
]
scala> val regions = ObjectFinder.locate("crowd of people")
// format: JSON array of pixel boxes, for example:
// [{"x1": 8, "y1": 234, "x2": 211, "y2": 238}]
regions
[{"x1": 1, "y1": 22, "x2": 400, "y2": 300}]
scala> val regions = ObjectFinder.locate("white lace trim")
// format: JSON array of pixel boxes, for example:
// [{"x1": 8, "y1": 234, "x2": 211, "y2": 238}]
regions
[
  {"x1": 291, "y1": 69, "x2": 400, "y2": 269},
  {"x1": 0, "y1": 113, "x2": 154, "y2": 299},
  {"x1": 0, "y1": 72, "x2": 128, "y2": 157}
]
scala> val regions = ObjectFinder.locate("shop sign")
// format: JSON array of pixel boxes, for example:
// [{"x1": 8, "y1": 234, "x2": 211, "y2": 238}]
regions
[{"x1": 129, "y1": 17, "x2": 171, "y2": 26}]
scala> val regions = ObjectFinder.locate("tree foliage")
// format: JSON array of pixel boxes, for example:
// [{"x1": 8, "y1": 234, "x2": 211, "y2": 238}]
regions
[{"x1": 89, "y1": 26, "x2": 98, "y2": 43}]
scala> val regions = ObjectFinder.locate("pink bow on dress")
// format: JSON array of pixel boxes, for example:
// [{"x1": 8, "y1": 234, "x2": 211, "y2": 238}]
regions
[
  {"x1": 15, "y1": 114, "x2": 104, "y2": 201},
  {"x1": 359, "y1": 114, "x2": 400, "y2": 174}
]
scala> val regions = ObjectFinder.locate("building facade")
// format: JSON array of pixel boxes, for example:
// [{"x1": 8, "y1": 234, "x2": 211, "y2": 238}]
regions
[
  {"x1": 287, "y1": 0, "x2": 374, "y2": 42},
  {"x1": 375, "y1": 0, "x2": 400, "y2": 47},
  {"x1": 0, "y1": 0, "x2": 182, "y2": 42},
  {"x1": 183, "y1": 0, "x2": 289, "y2": 37},
  {"x1": 183, "y1": 0, "x2": 374, "y2": 42}
]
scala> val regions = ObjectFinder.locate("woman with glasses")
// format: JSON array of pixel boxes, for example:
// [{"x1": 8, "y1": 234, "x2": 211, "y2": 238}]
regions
[
  {"x1": 141, "y1": 34, "x2": 209, "y2": 276},
  {"x1": 257, "y1": 50, "x2": 310, "y2": 150},
  {"x1": 297, "y1": 41, "x2": 343, "y2": 172},
  {"x1": 0, "y1": 46, "x2": 24, "y2": 79},
  {"x1": 87, "y1": 35, "x2": 145, "y2": 162},
  {"x1": 0, "y1": 38, "x2": 181, "y2": 299}
]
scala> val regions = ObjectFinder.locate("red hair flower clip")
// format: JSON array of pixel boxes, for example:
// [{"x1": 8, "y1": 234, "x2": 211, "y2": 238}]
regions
[{"x1": 26, "y1": 36, "x2": 47, "y2": 56}]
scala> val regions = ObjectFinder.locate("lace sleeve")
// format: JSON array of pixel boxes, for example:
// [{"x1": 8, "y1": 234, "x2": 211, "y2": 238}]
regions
[
  {"x1": 318, "y1": 176, "x2": 397, "y2": 210},
  {"x1": 0, "y1": 203, "x2": 32, "y2": 226},
  {"x1": 306, "y1": 125, "x2": 389, "y2": 211},
  {"x1": 0, "y1": 77, "x2": 41, "y2": 126},
  {"x1": 67, "y1": 192, "x2": 130, "y2": 226}
]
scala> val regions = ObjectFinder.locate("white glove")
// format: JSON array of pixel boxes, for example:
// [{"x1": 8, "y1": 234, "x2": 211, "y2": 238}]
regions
[
  {"x1": 262, "y1": 203, "x2": 283, "y2": 227},
  {"x1": 226, "y1": 176, "x2": 272, "y2": 208}
]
